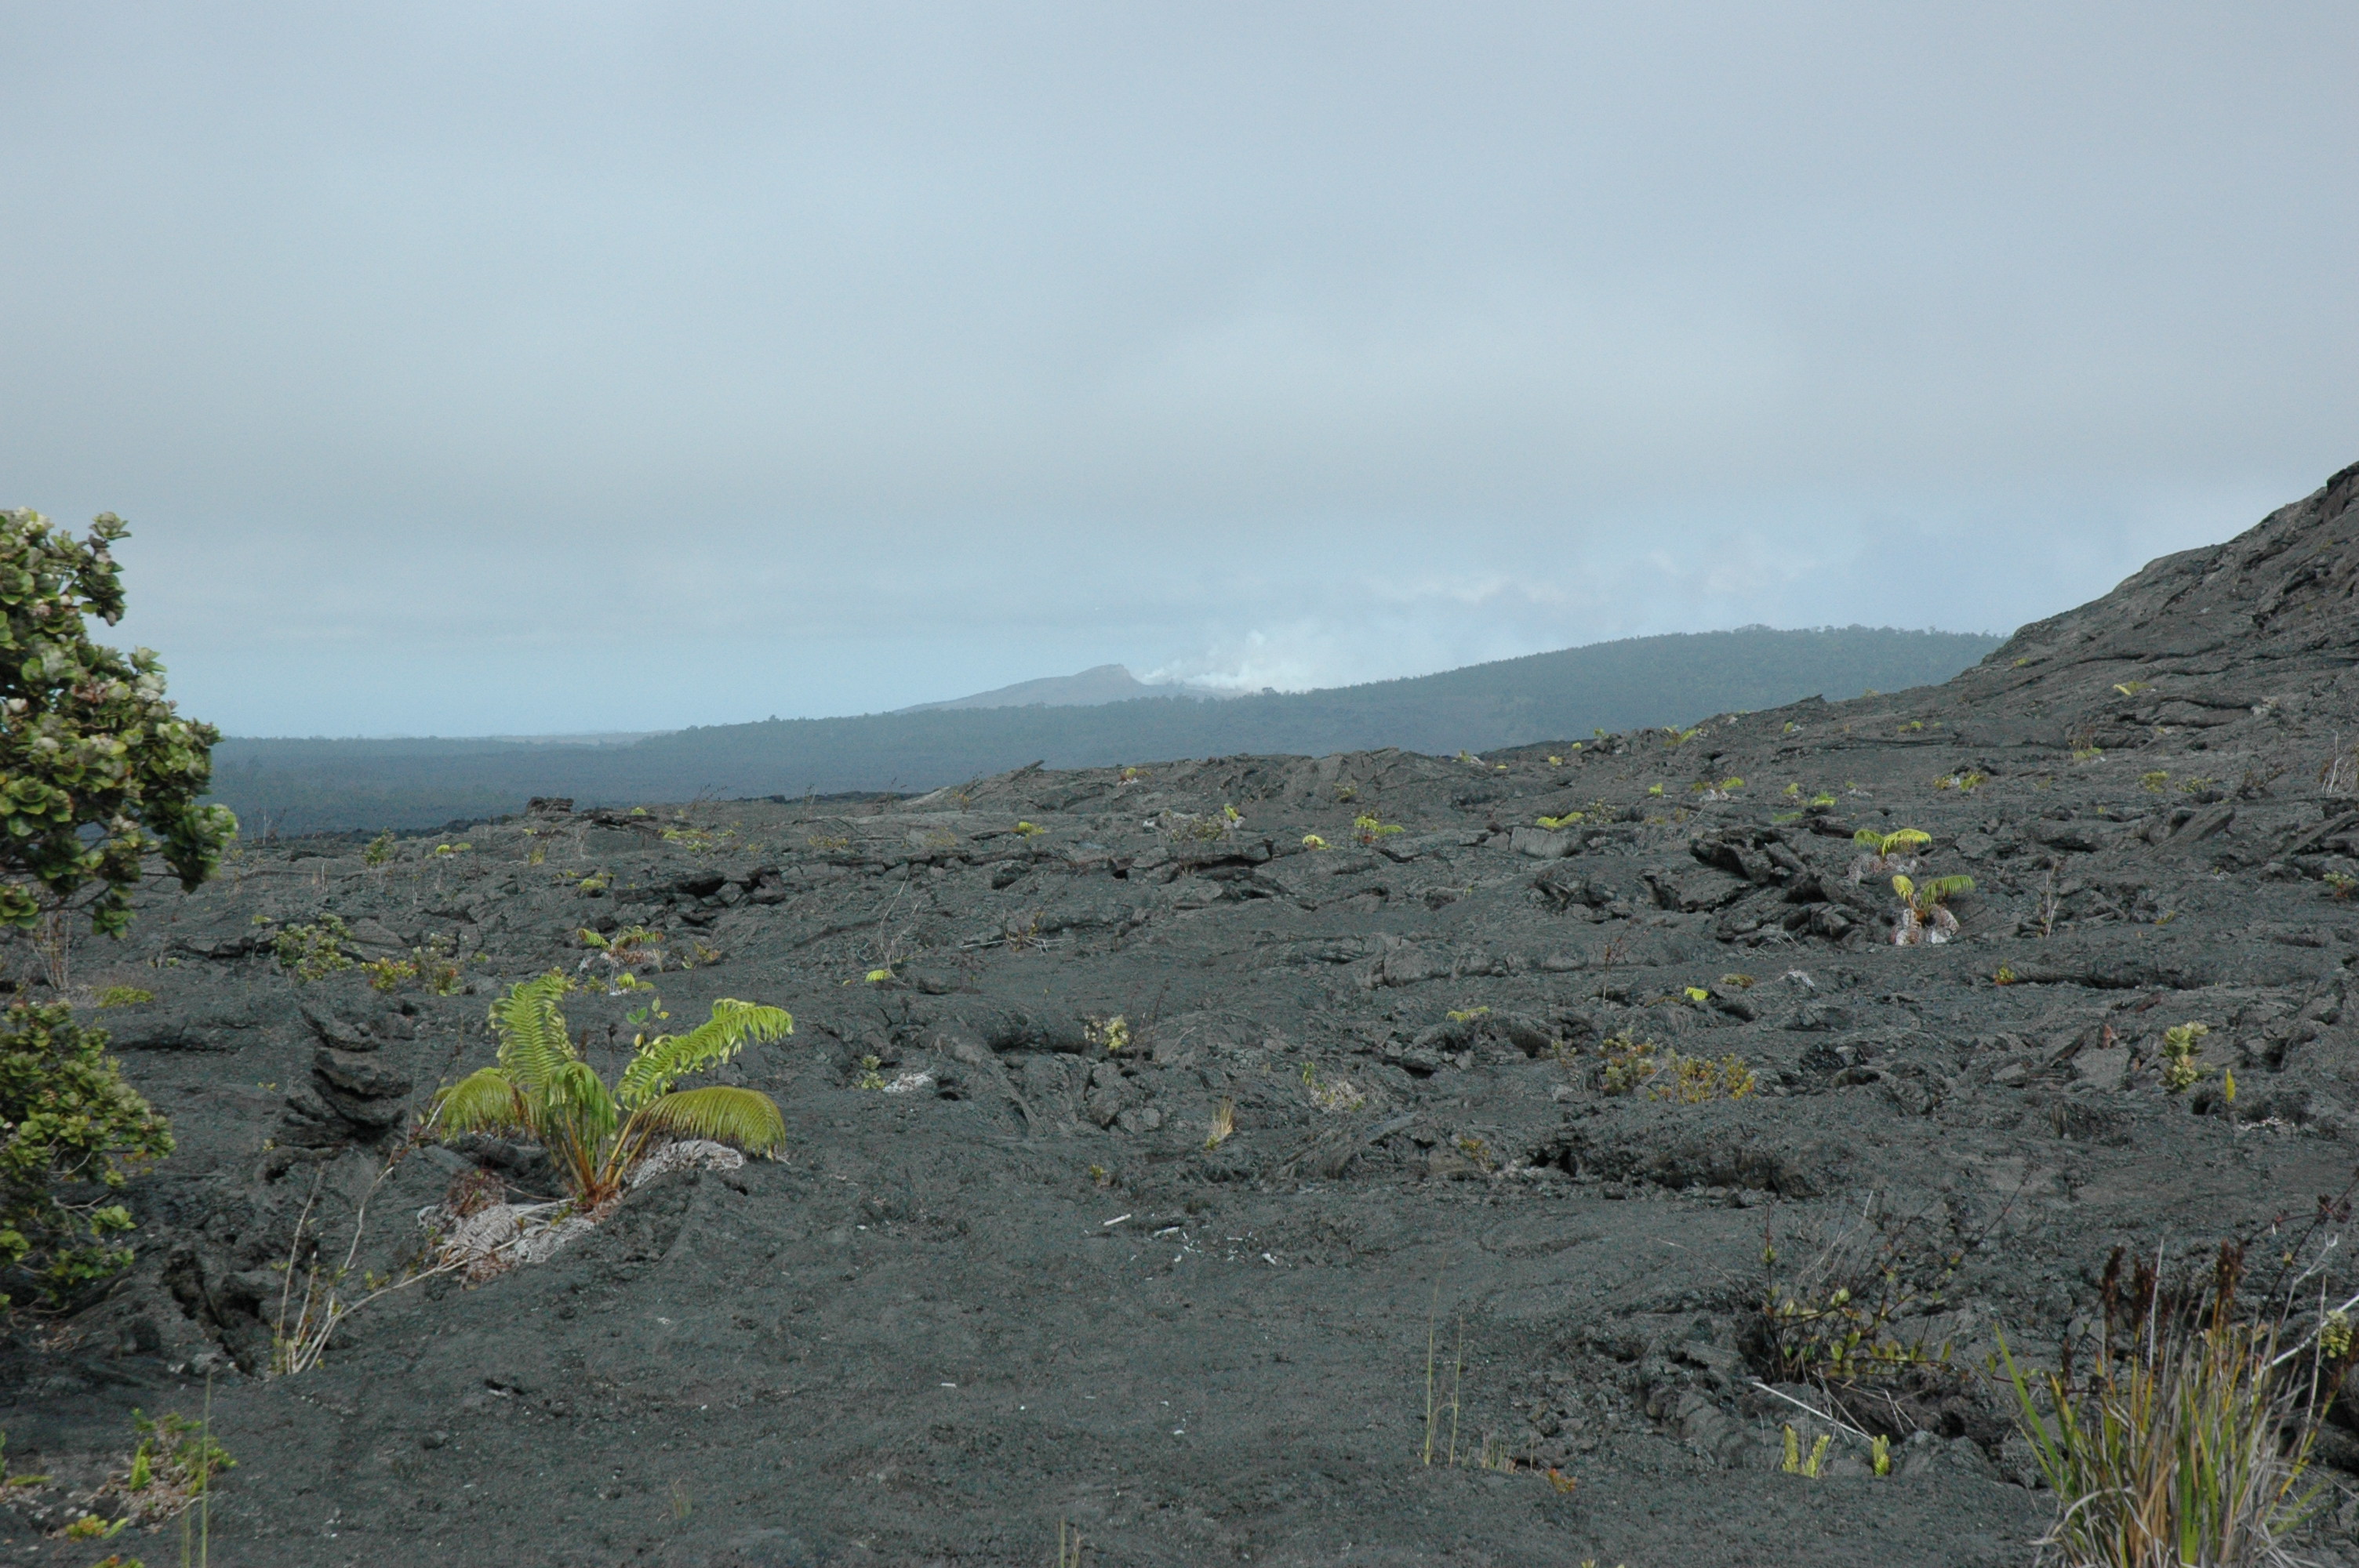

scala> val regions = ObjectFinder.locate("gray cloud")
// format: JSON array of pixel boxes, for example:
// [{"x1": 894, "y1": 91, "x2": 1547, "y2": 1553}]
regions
[{"x1": 2, "y1": 2, "x2": 2351, "y2": 734}]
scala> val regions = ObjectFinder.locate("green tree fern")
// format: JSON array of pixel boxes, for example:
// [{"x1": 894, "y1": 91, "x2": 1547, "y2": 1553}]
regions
[{"x1": 430, "y1": 972, "x2": 791, "y2": 1206}]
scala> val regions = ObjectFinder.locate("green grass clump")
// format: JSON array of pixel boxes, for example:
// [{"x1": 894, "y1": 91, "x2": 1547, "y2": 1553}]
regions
[{"x1": 1999, "y1": 1243, "x2": 2356, "y2": 1568}]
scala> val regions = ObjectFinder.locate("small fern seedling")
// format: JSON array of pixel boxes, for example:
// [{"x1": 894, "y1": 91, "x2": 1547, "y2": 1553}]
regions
[
  {"x1": 1891, "y1": 873, "x2": 1974, "y2": 946},
  {"x1": 1848, "y1": 826, "x2": 1930, "y2": 884},
  {"x1": 1781, "y1": 1425, "x2": 1831, "y2": 1478}
]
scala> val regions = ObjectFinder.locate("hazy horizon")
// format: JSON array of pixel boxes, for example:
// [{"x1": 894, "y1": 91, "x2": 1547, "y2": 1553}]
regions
[
  {"x1": 5, "y1": 4, "x2": 2352, "y2": 737},
  {"x1": 220, "y1": 622, "x2": 1999, "y2": 740}
]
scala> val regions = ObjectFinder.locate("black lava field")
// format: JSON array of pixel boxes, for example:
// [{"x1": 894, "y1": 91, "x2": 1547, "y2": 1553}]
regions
[{"x1": 12, "y1": 463, "x2": 2359, "y2": 1566}]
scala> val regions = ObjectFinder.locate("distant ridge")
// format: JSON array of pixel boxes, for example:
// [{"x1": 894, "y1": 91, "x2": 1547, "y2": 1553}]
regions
[
  {"x1": 897, "y1": 663, "x2": 1233, "y2": 713},
  {"x1": 208, "y1": 625, "x2": 2001, "y2": 833}
]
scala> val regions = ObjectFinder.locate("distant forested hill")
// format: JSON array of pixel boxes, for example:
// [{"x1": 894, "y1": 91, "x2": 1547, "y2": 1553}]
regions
[{"x1": 209, "y1": 625, "x2": 2001, "y2": 833}]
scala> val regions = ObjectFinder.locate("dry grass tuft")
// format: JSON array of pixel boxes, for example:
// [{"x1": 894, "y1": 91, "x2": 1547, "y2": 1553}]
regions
[{"x1": 1203, "y1": 1098, "x2": 1236, "y2": 1150}]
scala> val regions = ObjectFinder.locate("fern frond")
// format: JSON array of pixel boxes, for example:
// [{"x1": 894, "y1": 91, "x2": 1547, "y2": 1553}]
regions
[
  {"x1": 617, "y1": 999, "x2": 793, "y2": 1109},
  {"x1": 633, "y1": 1086, "x2": 787, "y2": 1157},
  {"x1": 489, "y1": 971, "x2": 578, "y2": 1093},
  {"x1": 542, "y1": 1057, "x2": 619, "y2": 1150},
  {"x1": 1895, "y1": 872, "x2": 1975, "y2": 923},
  {"x1": 429, "y1": 1068, "x2": 533, "y2": 1138}
]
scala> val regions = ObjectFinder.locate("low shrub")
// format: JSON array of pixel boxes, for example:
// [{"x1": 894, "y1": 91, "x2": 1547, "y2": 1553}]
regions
[
  {"x1": 1656, "y1": 1051, "x2": 1757, "y2": 1103},
  {"x1": 361, "y1": 940, "x2": 463, "y2": 996},
  {"x1": 1596, "y1": 1029, "x2": 1659, "y2": 1095},
  {"x1": 1754, "y1": 1196, "x2": 1987, "y2": 1423},
  {"x1": 0, "y1": 1003, "x2": 172, "y2": 1308},
  {"x1": 1593, "y1": 1030, "x2": 1754, "y2": 1102},
  {"x1": 2158, "y1": 1022, "x2": 2209, "y2": 1094},
  {"x1": 358, "y1": 956, "x2": 413, "y2": 993},
  {"x1": 271, "y1": 915, "x2": 353, "y2": 982}
]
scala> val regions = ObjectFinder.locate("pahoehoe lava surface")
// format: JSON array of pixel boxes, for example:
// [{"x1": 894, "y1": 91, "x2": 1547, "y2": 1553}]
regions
[{"x1": 12, "y1": 463, "x2": 2359, "y2": 1566}]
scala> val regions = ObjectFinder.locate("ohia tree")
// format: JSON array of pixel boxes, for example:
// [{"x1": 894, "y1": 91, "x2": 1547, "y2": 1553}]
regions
[
  {"x1": 0, "y1": 506, "x2": 228, "y2": 1308},
  {"x1": 0, "y1": 509, "x2": 235, "y2": 935}
]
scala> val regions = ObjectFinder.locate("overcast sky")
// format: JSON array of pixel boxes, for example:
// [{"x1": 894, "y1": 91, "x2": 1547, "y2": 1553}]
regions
[{"x1": 3, "y1": 4, "x2": 2354, "y2": 736}]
